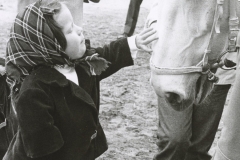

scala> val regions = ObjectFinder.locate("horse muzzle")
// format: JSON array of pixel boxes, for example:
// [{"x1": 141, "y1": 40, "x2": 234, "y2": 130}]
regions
[{"x1": 150, "y1": 73, "x2": 199, "y2": 111}]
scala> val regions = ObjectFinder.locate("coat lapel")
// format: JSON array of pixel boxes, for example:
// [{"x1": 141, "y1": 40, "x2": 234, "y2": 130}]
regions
[
  {"x1": 33, "y1": 66, "x2": 96, "y2": 109},
  {"x1": 69, "y1": 81, "x2": 96, "y2": 109}
]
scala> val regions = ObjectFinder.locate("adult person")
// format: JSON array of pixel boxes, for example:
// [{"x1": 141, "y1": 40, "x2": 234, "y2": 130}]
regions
[
  {"x1": 211, "y1": 53, "x2": 240, "y2": 159},
  {"x1": 184, "y1": 52, "x2": 237, "y2": 160},
  {"x1": 145, "y1": 2, "x2": 237, "y2": 160},
  {"x1": 153, "y1": 63, "x2": 235, "y2": 160},
  {"x1": 119, "y1": 0, "x2": 143, "y2": 38}
]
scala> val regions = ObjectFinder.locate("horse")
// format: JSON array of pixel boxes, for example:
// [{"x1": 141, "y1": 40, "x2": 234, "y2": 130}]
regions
[
  {"x1": 149, "y1": 0, "x2": 239, "y2": 111},
  {"x1": 146, "y1": 0, "x2": 240, "y2": 159},
  {"x1": 17, "y1": 0, "x2": 83, "y2": 26}
]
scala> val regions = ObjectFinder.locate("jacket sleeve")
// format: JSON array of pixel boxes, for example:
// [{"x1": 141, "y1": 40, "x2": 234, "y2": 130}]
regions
[
  {"x1": 16, "y1": 88, "x2": 64, "y2": 158},
  {"x1": 96, "y1": 38, "x2": 134, "y2": 80}
]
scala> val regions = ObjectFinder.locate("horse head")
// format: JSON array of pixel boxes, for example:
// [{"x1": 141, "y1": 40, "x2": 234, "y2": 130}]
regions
[{"x1": 148, "y1": 0, "x2": 239, "y2": 110}]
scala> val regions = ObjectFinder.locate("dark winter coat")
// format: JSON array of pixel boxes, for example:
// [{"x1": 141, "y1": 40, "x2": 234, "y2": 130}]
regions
[{"x1": 3, "y1": 38, "x2": 133, "y2": 160}]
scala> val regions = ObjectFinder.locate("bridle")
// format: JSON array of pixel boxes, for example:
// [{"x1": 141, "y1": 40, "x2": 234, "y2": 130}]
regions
[{"x1": 150, "y1": 0, "x2": 240, "y2": 82}]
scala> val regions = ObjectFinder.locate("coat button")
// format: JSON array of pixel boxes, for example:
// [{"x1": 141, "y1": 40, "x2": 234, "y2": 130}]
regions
[{"x1": 91, "y1": 130, "x2": 97, "y2": 140}]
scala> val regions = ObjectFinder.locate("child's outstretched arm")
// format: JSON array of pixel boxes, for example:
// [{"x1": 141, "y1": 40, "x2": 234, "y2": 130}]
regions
[{"x1": 97, "y1": 28, "x2": 158, "y2": 80}]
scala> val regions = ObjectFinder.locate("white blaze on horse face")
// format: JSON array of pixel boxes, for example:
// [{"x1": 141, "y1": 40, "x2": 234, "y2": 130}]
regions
[{"x1": 149, "y1": 0, "x2": 230, "y2": 109}]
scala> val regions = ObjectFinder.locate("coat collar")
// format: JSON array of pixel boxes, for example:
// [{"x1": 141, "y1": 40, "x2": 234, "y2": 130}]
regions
[
  {"x1": 31, "y1": 66, "x2": 96, "y2": 108},
  {"x1": 31, "y1": 66, "x2": 68, "y2": 87}
]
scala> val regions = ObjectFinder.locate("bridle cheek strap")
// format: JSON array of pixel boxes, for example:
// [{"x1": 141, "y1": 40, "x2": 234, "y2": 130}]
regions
[{"x1": 150, "y1": 50, "x2": 219, "y2": 82}]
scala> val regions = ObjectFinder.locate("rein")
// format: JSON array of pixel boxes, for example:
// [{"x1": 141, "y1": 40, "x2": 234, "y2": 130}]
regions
[{"x1": 150, "y1": 0, "x2": 240, "y2": 82}]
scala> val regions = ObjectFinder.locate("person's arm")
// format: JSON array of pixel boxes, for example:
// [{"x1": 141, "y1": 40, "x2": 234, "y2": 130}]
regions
[
  {"x1": 97, "y1": 37, "x2": 133, "y2": 80},
  {"x1": 98, "y1": 27, "x2": 158, "y2": 80}
]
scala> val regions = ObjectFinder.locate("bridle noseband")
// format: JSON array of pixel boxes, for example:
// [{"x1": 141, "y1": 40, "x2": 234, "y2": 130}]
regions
[{"x1": 150, "y1": 0, "x2": 240, "y2": 83}]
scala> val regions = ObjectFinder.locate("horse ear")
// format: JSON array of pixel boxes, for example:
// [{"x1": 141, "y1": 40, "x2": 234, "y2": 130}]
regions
[{"x1": 195, "y1": 75, "x2": 214, "y2": 104}]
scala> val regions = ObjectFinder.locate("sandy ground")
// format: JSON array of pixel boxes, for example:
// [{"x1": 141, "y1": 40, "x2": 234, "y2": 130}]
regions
[{"x1": 0, "y1": 0, "x2": 226, "y2": 159}]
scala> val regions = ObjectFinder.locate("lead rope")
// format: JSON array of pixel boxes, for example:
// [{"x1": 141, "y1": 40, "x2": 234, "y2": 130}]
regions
[
  {"x1": 200, "y1": 0, "x2": 225, "y2": 82},
  {"x1": 211, "y1": 0, "x2": 239, "y2": 70},
  {"x1": 197, "y1": 0, "x2": 240, "y2": 81},
  {"x1": 229, "y1": 0, "x2": 239, "y2": 52},
  {"x1": 203, "y1": 0, "x2": 223, "y2": 58}
]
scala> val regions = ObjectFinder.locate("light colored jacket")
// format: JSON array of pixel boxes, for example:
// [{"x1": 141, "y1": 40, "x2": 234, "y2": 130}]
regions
[{"x1": 215, "y1": 52, "x2": 237, "y2": 85}]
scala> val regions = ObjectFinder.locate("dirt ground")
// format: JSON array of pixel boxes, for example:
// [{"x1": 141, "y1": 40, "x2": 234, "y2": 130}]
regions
[{"x1": 0, "y1": 0, "x2": 225, "y2": 159}]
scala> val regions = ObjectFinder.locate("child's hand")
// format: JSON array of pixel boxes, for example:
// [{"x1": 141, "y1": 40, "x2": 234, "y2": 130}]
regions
[{"x1": 135, "y1": 27, "x2": 158, "y2": 52}]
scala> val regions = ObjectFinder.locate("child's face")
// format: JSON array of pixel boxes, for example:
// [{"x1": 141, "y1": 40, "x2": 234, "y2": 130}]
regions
[{"x1": 53, "y1": 3, "x2": 86, "y2": 59}]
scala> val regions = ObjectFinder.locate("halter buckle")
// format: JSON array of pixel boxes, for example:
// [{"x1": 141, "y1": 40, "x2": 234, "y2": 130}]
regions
[
  {"x1": 208, "y1": 72, "x2": 219, "y2": 82},
  {"x1": 202, "y1": 69, "x2": 219, "y2": 82}
]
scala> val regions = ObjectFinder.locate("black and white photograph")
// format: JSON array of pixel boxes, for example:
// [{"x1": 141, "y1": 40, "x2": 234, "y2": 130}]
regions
[{"x1": 0, "y1": 0, "x2": 239, "y2": 159}]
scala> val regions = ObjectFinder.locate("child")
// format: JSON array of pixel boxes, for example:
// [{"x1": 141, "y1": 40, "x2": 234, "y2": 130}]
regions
[{"x1": 3, "y1": 1, "x2": 158, "y2": 160}]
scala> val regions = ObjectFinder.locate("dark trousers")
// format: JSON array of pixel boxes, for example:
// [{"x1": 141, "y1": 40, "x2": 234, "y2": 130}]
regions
[
  {"x1": 154, "y1": 85, "x2": 231, "y2": 160},
  {"x1": 124, "y1": 0, "x2": 143, "y2": 36}
]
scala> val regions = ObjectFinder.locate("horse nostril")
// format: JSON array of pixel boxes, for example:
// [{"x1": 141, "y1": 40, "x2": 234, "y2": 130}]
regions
[
  {"x1": 165, "y1": 92, "x2": 183, "y2": 107},
  {"x1": 164, "y1": 92, "x2": 193, "y2": 111}
]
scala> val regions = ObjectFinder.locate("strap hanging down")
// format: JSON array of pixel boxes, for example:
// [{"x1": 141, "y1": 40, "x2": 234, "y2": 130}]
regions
[
  {"x1": 228, "y1": 0, "x2": 239, "y2": 52},
  {"x1": 215, "y1": 0, "x2": 224, "y2": 33}
]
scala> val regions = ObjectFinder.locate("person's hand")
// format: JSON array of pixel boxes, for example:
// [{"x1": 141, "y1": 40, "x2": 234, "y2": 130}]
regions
[{"x1": 135, "y1": 27, "x2": 158, "y2": 52}]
